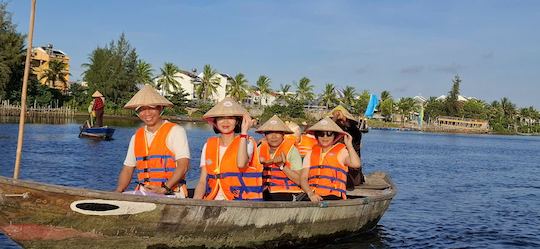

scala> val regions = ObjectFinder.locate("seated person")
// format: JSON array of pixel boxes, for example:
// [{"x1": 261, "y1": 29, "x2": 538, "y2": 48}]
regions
[
  {"x1": 193, "y1": 97, "x2": 262, "y2": 201},
  {"x1": 298, "y1": 117, "x2": 361, "y2": 202},
  {"x1": 256, "y1": 115, "x2": 303, "y2": 201}
]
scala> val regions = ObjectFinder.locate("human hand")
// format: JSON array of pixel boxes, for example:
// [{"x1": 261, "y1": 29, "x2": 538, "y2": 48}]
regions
[
  {"x1": 308, "y1": 192, "x2": 323, "y2": 203},
  {"x1": 144, "y1": 185, "x2": 166, "y2": 194},
  {"x1": 344, "y1": 132, "x2": 353, "y2": 147},
  {"x1": 241, "y1": 113, "x2": 252, "y2": 134},
  {"x1": 272, "y1": 152, "x2": 286, "y2": 165}
]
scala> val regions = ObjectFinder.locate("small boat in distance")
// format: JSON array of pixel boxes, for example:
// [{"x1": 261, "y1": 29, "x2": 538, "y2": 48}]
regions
[{"x1": 79, "y1": 122, "x2": 115, "y2": 140}]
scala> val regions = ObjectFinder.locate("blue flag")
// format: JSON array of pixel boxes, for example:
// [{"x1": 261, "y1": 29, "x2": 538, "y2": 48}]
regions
[{"x1": 364, "y1": 94, "x2": 378, "y2": 118}]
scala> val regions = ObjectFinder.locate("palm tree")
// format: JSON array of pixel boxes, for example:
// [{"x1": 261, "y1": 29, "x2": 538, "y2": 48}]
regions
[
  {"x1": 227, "y1": 73, "x2": 249, "y2": 102},
  {"x1": 340, "y1": 86, "x2": 356, "y2": 108},
  {"x1": 277, "y1": 83, "x2": 292, "y2": 102},
  {"x1": 381, "y1": 90, "x2": 392, "y2": 101},
  {"x1": 256, "y1": 75, "x2": 272, "y2": 106},
  {"x1": 156, "y1": 62, "x2": 181, "y2": 96},
  {"x1": 295, "y1": 77, "x2": 314, "y2": 103},
  {"x1": 196, "y1": 64, "x2": 221, "y2": 101},
  {"x1": 397, "y1": 97, "x2": 416, "y2": 124},
  {"x1": 320, "y1": 83, "x2": 338, "y2": 108},
  {"x1": 136, "y1": 60, "x2": 154, "y2": 85},
  {"x1": 39, "y1": 59, "x2": 69, "y2": 90}
]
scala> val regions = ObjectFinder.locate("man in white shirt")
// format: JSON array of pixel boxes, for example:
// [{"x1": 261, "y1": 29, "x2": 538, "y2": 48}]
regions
[{"x1": 115, "y1": 85, "x2": 190, "y2": 197}]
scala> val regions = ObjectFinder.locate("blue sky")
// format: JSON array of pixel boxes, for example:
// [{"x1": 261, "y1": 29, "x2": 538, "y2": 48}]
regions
[{"x1": 6, "y1": 0, "x2": 540, "y2": 108}]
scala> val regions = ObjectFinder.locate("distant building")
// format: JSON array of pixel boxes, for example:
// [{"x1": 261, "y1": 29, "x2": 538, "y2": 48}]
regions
[
  {"x1": 31, "y1": 44, "x2": 70, "y2": 92},
  {"x1": 436, "y1": 95, "x2": 471, "y2": 102},
  {"x1": 437, "y1": 116, "x2": 489, "y2": 131},
  {"x1": 154, "y1": 70, "x2": 200, "y2": 100}
]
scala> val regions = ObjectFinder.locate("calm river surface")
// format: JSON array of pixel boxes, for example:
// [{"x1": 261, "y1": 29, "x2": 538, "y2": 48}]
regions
[{"x1": 1, "y1": 117, "x2": 539, "y2": 248}]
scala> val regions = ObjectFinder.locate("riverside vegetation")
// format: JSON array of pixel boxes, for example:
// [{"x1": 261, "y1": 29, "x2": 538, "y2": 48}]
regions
[{"x1": 1, "y1": 3, "x2": 538, "y2": 135}]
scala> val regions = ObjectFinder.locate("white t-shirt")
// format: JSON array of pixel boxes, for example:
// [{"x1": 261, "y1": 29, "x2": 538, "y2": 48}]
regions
[
  {"x1": 123, "y1": 121, "x2": 190, "y2": 167},
  {"x1": 302, "y1": 146, "x2": 349, "y2": 169},
  {"x1": 199, "y1": 139, "x2": 255, "y2": 200}
]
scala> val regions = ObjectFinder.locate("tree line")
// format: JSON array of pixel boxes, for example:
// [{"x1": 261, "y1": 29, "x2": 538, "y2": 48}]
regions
[{"x1": 1, "y1": 3, "x2": 538, "y2": 133}]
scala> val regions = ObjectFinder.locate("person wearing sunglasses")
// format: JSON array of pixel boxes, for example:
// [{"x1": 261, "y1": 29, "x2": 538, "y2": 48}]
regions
[
  {"x1": 256, "y1": 115, "x2": 304, "y2": 201},
  {"x1": 115, "y1": 84, "x2": 190, "y2": 198},
  {"x1": 193, "y1": 97, "x2": 263, "y2": 201},
  {"x1": 299, "y1": 117, "x2": 361, "y2": 202}
]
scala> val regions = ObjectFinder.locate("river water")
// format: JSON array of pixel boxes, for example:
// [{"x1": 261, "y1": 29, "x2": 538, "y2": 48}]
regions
[{"x1": 1, "y1": 118, "x2": 539, "y2": 248}]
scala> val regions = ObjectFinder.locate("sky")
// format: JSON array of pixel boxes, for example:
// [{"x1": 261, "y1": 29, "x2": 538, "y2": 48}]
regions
[{"x1": 5, "y1": 0, "x2": 540, "y2": 108}]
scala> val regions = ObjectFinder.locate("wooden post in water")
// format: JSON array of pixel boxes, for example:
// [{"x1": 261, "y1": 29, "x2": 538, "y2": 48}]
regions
[{"x1": 14, "y1": 0, "x2": 37, "y2": 179}]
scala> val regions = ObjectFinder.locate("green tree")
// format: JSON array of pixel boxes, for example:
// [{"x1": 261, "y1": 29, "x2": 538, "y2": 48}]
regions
[
  {"x1": 156, "y1": 62, "x2": 181, "y2": 96},
  {"x1": 446, "y1": 74, "x2": 462, "y2": 116},
  {"x1": 167, "y1": 89, "x2": 189, "y2": 115},
  {"x1": 380, "y1": 98, "x2": 394, "y2": 121},
  {"x1": 320, "y1": 83, "x2": 338, "y2": 108},
  {"x1": 82, "y1": 33, "x2": 139, "y2": 108},
  {"x1": 397, "y1": 97, "x2": 416, "y2": 124},
  {"x1": 424, "y1": 97, "x2": 446, "y2": 123},
  {"x1": 38, "y1": 59, "x2": 69, "y2": 90},
  {"x1": 226, "y1": 73, "x2": 249, "y2": 102},
  {"x1": 355, "y1": 90, "x2": 370, "y2": 115},
  {"x1": 462, "y1": 99, "x2": 488, "y2": 120},
  {"x1": 277, "y1": 83, "x2": 292, "y2": 103},
  {"x1": 196, "y1": 64, "x2": 221, "y2": 101},
  {"x1": 295, "y1": 77, "x2": 314, "y2": 103},
  {"x1": 340, "y1": 86, "x2": 357, "y2": 108},
  {"x1": 380, "y1": 90, "x2": 392, "y2": 101},
  {"x1": 255, "y1": 75, "x2": 272, "y2": 106},
  {"x1": 0, "y1": 2, "x2": 25, "y2": 101},
  {"x1": 136, "y1": 59, "x2": 154, "y2": 85}
]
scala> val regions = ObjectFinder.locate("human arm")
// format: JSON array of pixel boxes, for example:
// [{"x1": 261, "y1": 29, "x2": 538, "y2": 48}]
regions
[
  {"x1": 278, "y1": 148, "x2": 302, "y2": 185},
  {"x1": 299, "y1": 167, "x2": 323, "y2": 203},
  {"x1": 343, "y1": 132, "x2": 361, "y2": 168},
  {"x1": 145, "y1": 158, "x2": 189, "y2": 194},
  {"x1": 193, "y1": 166, "x2": 208, "y2": 199},
  {"x1": 237, "y1": 114, "x2": 253, "y2": 168},
  {"x1": 115, "y1": 166, "x2": 135, "y2": 192}
]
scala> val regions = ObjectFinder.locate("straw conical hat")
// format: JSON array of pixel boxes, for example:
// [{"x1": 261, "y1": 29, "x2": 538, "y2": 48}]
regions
[
  {"x1": 92, "y1": 91, "x2": 103, "y2": 98},
  {"x1": 123, "y1": 84, "x2": 173, "y2": 109},
  {"x1": 328, "y1": 105, "x2": 356, "y2": 121},
  {"x1": 203, "y1": 97, "x2": 249, "y2": 122},
  {"x1": 306, "y1": 117, "x2": 346, "y2": 134},
  {"x1": 256, "y1": 115, "x2": 293, "y2": 134},
  {"x1": 285, "y1": 121, "x2": 301, "y2": 136}
]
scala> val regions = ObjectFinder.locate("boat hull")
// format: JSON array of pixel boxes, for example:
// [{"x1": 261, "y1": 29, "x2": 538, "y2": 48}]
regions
[
  {"x1": 0, "y1": 172, "x2": 395, "y2": 248},
  {"x1": 78, "y1": 126, "x2": 115, "y2": 140}
]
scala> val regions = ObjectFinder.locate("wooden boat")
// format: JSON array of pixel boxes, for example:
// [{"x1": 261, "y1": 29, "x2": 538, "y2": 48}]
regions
[
  {"x1": 78, "y1": 126, "x2": 115, "y2": 140},
  {"x1": 0, "y1": 172, "x2": 395, "y2": 248}
]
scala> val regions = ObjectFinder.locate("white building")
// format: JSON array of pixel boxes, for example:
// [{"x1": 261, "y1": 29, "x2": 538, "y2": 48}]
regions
[{"x1": 154, "y1": 70, "x2": 199, "y2": 100}]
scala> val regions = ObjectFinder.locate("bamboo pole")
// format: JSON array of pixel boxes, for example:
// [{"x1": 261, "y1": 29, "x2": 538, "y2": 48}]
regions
[{"x1": 14, "y1": 0, "x2": 37, "y2": 179}]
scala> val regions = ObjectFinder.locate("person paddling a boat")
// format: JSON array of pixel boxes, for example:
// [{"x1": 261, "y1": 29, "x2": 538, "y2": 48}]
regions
[
  {"x1": 91, "y1": 91, "x2": 105, "y2": 127},
  {"x1": 193, "y1": 97, "x2": 263, "y2": 200},
  {"x1": 115, "y1": 84, "x2": 190, "y2": 198},
  {"x1": 299, "y1": 117, "x2": 361, "y2": 202},
  {"x1": 256, "y1": 115, "x2": 303, "y2": 201},
  {"x1": 330, "y1": 105, "x2": 366, "y2": 188}
]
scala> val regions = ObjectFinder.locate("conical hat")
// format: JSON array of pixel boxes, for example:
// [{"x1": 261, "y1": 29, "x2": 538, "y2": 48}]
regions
[
  {"x1": 285, "y1": 121, "x2": 301, "y2": 136},
  {"x1": 91, "y1": 91, "x2": 103, "y2": 98},
  {"x1": 328, "y1": 105, "x2": 356, "y2": 121},
  {"x1": 256, "y1": 115, "x2": 293, "y2": 134},
  {"x1": 306, "y1": 117, "x2": 346, "y2": 135},
  {"x1": 123, "y1": 84, "x2": 173, "y2": 109},
  {"x1": 203, "y1": 97, "x2": 249, "y2": 122}
]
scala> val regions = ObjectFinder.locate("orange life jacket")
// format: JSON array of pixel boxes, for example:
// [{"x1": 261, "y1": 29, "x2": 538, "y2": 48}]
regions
[
  {"x1": 296, "y1": 134, "x2": 318, "y2": 157},
  {"x1": 308, "y1": 143, "x2": 348, "y2": 199},
  {"x1": 134, "y1": 122, "x2": 187, "y2": 193},
  {"x1": 259, "y1": 138, "x2": 301, "y2": 193},
  {"x1": 204, "y1": 136, "x2": 263, "y2": 201}
]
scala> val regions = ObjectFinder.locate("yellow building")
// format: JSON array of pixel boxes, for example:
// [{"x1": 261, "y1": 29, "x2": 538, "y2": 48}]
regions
[
  {"x1": 31, "y1": 44, "x2": 70, "y2": 92},
  {"x1": 437, "y1": 116, "x2": 489, "y2": 131}
]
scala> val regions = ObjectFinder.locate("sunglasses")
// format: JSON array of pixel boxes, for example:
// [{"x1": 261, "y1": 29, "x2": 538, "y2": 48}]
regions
[{"x1": 315, "y1": 131, "x2": 335, "y2": 137}]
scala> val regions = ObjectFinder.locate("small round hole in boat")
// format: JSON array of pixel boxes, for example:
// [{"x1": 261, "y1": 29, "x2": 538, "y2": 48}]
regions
[{"x1": 75, "y1": 203, "x2": 119, "y2": 211}]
